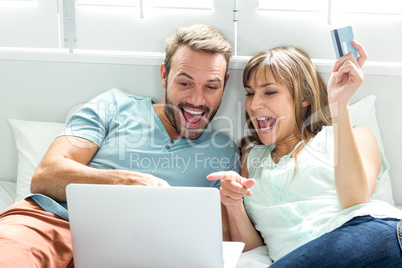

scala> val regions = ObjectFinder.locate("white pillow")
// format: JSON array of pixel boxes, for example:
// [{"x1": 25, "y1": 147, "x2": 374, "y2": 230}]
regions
[
  {"x1": 8, "y1": 119, "x2": 65, "y2": 202},
  {"x1": 348, "y1": 95, "x2": 395, "y2": 206}
]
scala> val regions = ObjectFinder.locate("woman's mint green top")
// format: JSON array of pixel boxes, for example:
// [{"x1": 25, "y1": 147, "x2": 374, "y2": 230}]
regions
[{"x1": 244, "y1": 126, "x2": 402, "y2": 261}]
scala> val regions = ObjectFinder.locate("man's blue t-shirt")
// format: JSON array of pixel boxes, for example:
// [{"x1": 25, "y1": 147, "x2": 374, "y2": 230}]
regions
[{"x1": 31, "y1": 89, "x2": 240, "y2": 220}]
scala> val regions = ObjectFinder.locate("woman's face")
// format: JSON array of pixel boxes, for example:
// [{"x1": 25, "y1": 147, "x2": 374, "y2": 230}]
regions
[{"x1": 245, "y1": 68, "x2": 297, "y2": 146}]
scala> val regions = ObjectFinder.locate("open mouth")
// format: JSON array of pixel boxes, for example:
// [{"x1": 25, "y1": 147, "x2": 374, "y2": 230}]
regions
[
  {"x1": 181, "y1": 108, "x2": 206, "y2": 127},
  {"x1": 256, "y1": 116, "x2": 276, "y2": 131}
]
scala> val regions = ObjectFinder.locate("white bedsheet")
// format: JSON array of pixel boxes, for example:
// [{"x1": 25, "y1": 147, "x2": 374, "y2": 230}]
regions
[
  {"x1": 0, "y1": 181, "x2": 16, "y2": 213},
  {"x1": 236, "y1": 246, "x2": 272, "y2": 268}
]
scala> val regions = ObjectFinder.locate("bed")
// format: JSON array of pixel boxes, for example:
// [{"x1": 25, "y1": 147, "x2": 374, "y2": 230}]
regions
[{"x1": 0, "y1": 56, "x2": 401, "y2": 267}]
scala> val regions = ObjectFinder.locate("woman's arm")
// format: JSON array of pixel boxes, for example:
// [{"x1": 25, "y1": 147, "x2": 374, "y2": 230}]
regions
[
  {"x1": 208, "y1": 149, "x2": 264, "y2": 251},
  {"x1": 328, "y1": 41, "x2": 381, "y2": 209}
]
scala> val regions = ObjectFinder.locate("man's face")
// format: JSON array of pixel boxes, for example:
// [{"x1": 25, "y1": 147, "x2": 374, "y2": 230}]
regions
[{"x1": 161, "y1": 45, "x2": 229, "y2": 140}]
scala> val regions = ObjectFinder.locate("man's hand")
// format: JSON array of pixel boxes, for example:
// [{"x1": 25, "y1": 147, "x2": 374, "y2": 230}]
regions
[{"x1": 110, "y1": 169, "x2": 170, "y2": 187}]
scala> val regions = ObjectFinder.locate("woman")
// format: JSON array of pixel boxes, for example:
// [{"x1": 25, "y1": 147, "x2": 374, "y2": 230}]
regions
[{"x1": 208, "y1": 42, "x2": 402, "y2": 267}]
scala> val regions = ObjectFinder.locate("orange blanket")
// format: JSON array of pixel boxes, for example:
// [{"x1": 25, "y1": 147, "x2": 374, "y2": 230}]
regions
[{"x1": 0, "y1": 198, "x2": 74, "y2": 267}]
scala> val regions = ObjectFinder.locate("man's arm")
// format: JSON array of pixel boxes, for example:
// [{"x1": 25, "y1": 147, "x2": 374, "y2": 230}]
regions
[{"x1": 31, "y1": 136, "x2": 169, "y2": 202}]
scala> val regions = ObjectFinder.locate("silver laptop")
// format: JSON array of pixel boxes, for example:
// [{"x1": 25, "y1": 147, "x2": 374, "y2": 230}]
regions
[{"x1": 66, "y1": 184, "x2": 244, "y2": 268}]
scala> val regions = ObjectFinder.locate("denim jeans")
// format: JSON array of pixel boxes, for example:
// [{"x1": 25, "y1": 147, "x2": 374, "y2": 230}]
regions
[{"x1": 270, "y1": 216, "x2": 402, "y2": 268}]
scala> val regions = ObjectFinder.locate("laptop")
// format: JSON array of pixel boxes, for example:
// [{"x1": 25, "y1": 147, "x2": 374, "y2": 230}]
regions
[{"x1": 66, "y1": 184, "x2": 245, "y2": 268}]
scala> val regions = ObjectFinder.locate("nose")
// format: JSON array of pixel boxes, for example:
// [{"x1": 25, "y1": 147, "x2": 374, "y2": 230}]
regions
[
  {"x1": 250, "y1": 93, "x2": 264, "y2": 111},
  {"x1": 186, "y1": 87, "x2": 206, "y2": 107}
]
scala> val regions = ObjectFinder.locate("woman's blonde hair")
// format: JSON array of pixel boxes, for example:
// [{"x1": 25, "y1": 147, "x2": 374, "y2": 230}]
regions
[{"x1": 240, "y1": 46, "x2": 332, "y2": 161}]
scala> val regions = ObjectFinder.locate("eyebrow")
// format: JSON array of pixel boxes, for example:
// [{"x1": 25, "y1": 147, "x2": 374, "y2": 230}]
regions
[
  {"x1": 177, "y1": 72, "x2": 193, "y2": 80},
  {"x1": 260, "y1": 82, "x2": 277, "y2": 87},
  {"x1": 207, "y1": 77, "x2": 222, "y2": 84},
  {"x1": 245, "y1": 82, "x2": 277, "y2": 89},
  {"x1": 177, "y1": 72, "x2": 222, "y2": 84}
]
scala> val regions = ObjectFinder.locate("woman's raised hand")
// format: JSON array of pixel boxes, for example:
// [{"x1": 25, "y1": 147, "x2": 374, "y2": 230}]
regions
[{"x1": 327, "y1": 40, "x2": 367, "y2": 110}]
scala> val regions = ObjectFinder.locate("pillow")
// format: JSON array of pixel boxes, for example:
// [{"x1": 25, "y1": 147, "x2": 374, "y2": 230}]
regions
[
  {"x1": 8, "y1": 119, "x2": 65, "y2": 202},
  {"x1": 348, "y1": 95, "x2": 395, "y2": 206},
  {"x1": 7, "y1": 96, "x2": 394, "y2": 206}
]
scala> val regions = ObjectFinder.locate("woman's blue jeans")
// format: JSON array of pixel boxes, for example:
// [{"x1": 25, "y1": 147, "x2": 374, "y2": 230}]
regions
[{"x1": 270, "y1": 216, "x2": 402, "y2": 267}]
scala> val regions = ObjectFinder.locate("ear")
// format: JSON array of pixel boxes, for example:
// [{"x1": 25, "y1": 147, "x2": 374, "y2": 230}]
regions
[
  {"x1": 160, "y1": 63, "x2": 167, "y2": 89},
  {"x1": 223, "y1": 72, "x2": 230, "y2": 88},
  {"x1": 301, "y1": 98, "x2": 310, "y2": 108}
]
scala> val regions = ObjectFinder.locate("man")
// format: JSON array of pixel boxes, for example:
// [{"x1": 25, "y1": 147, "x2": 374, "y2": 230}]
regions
[{"x1": 0, "y1": 24, "x2": 239, "y2": 267}]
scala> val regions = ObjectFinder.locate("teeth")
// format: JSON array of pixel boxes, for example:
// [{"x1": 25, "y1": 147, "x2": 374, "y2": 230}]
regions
[
  {"x1": 183, "y1": 108, "x2": 203, "y2": 115},
  {"x1": 255, "y1": 116, "x2": 274, "y2": 131},
  {"x1": 260, "y1": 125, "x2": 273, "y2": 131}
]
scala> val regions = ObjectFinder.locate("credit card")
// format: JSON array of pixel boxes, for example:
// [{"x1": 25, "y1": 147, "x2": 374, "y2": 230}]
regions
[{"x1": 330, "y1": 26, "x2": 358, "y2": 60}]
